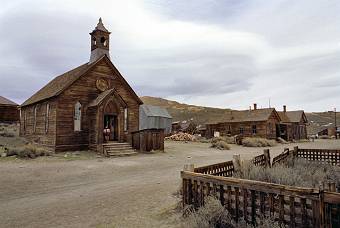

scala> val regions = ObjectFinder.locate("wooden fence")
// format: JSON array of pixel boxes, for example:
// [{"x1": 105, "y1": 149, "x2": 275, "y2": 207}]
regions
[
  {"x1": 182, "y1": 148, "x2": 340, "y2": 227},
  {"x1": 131, "y1": 129, "x2": 164, "y2": 152},
  {"x1": 182, "y1": 171, "x2": 340, "y2": 227},
  {"x1": 272, "y1": 147, "x2": 340, "y2": 167},
  {"x1": 194, "y1": 161, "x2": 234, "y2": 177}
]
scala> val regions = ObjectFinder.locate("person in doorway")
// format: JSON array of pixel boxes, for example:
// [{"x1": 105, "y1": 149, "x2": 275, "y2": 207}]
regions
[{"x1": 104, "y1": 125, "x2": 111, "y2": 142}]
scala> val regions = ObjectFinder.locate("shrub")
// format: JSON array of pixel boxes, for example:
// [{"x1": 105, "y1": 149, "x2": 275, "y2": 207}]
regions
[
  {"x1": 184, "y1": 196, "x2": 280, "y2": 228},
  {"x1": 0, "y1": 130, "x2": 15, "y2": 137},
  {"x1": 211, "y1": 136, "x2": 235, "y2": 144},
  {"x1": 242, "y1": 137, "x2": 277, "y2": 147},
  {"x1": 5, "y1": 144, "x2": 51, "y2": 158},
  {"x1": 319, "y1": 135, "x2": 331, "y2": 139},
  {"x1": 211, "y1": 140, "x2": 230, "y2": 150},
  {"x1": 234, "y1": 158, "x2": 340, "y2": 188}
]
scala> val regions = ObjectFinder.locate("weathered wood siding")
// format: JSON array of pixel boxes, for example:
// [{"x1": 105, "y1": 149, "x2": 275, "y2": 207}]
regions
[
  {"x1": 0, "y1": 105, "x2": 19, "y2": 122},
  {"x1": 205, "y1": 111, "x2": 280, "y2": 139},
  {"x1": 19, "y1": 99, "x2": 57, "y2": 150}
]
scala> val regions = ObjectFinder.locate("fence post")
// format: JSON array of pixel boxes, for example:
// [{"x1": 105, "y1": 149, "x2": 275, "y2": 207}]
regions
[
  {"x1": 293, "y1": 146, "x2": 299, "y2": 157},
  {"x1": 319, "y1": 185, "x2": 325, "y2": 228},
  {"x1": 233, "y1": 154, "x2": 241, "y2": 172},
  {"x1": 263, "y1": 149, "x2": 271, "y2": 167},
  {"x1": 184, "y1": 164, "x2": 195, "y2": 172}
]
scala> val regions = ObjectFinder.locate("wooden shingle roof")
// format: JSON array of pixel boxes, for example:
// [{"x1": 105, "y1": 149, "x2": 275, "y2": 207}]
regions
[
  {"x1": 22, "y1": 55, "x2": 142, "y2": 107},
  {"x1": 278, "y1": 111, "x2": 307, "y2": 123},
  {"x1": 0, "y1": 96, "x2": 18, "y2": 106},
  {"x1": 219, "y1": 108, "x2": 280, "y2": 123}
]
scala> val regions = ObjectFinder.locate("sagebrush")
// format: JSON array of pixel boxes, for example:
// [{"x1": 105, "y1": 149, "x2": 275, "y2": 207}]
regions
[
  {"x1": 242, "y1": 138, "x2": 277, "y2": 147},
  {"x1": 234, "y1": 158, "x2": 340, "y2": 188},
  {"x1": 5, "y1": 144, "x2": 51, "y2": 158},
  {"x1": 183, "y1": 196, "x2": 281, "y2": 228}
]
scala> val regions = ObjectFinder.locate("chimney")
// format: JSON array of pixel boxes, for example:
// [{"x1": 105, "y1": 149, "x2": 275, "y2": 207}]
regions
[
  {"x1": 283, "y1": 105, "x2": 287, "y2": 113},
  {"x1": 253, "y1": 103, "x2": 257, "y2": 110}
]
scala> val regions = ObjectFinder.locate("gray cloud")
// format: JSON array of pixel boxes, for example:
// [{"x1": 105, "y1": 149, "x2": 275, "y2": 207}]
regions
[{"x1": 0, "y1": 0, "x2": 339, "y2": 111}]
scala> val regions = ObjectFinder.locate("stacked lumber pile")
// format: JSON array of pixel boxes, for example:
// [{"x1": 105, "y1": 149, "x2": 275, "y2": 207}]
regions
[{"x1": 165, "y1": 132, "x2": 196, "y2": 141}]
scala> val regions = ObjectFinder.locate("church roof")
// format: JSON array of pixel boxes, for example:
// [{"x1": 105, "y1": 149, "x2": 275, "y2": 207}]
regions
[
  {"x1": 0, "y1": 96, "x2": 18, "y2": 106},
  {"x1": 22, "y1": 55, "x2": 142, "y2": 106}
]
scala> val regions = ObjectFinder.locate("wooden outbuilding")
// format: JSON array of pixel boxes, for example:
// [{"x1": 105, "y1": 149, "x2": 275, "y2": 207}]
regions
[
  {"x1": 205, "y1": 104, "x2": 281, "y2": 139},
  {"x1": 139, "y1": 104, "x2": 172, "y2": 135},
  {"x1": 0, "y1": 96, "x2": 19, "y2": 122},
  {"x1": 278, "y1": 105, "x2": 308, "y2": 141},
  {"x1": 20, "y1": 19, "x2": 143, "y2": 153}
]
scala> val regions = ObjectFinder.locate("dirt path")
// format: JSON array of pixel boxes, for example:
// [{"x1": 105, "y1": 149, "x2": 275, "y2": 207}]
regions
[{"x1": 0, "y1": 140, "x2": 339, "y2": 228}]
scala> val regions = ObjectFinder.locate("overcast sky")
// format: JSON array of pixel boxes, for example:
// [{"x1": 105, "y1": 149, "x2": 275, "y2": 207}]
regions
[{"x1": 0, "y1": 0, "x2": 339, "y2": 111}]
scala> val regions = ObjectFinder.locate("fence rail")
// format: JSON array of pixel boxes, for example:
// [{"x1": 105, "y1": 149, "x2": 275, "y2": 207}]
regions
[{"x1": 194, "y1": 161, "x2": 234, "y2": 177}]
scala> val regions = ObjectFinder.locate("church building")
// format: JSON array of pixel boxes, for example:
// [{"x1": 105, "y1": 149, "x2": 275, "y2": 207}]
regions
[{"x1": 20, "y1": 18, "x2": 143, "y2": 153}]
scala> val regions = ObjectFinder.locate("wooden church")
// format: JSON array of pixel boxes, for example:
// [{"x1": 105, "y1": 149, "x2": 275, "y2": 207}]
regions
[{"x1": 20, "y1": 18, "x2": 143, "y2": 153}]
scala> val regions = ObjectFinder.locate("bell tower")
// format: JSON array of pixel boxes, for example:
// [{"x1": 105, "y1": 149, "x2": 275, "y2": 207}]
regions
[{"x1": 89, "y1": 18, "x2": 111, "y2": 63}]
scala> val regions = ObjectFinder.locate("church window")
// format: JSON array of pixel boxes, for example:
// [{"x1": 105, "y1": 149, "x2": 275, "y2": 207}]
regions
[
  {"x1": 74, "y1": 102, "x2": 82, "y2": 132},
  {"x1": 93, "y1": 37, "x2": 97, "y2": 45},
  {"x1": 124, "y1": 108, "x2": 128, "y2": 131}
]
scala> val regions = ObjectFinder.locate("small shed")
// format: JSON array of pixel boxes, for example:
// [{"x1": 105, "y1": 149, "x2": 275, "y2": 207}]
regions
[
  {"x1": 139, "y1": 105, "x2": 172, "y2": 134},
  {"x1": 0, "y1": 96, "x2": 19, "y2": 122}
]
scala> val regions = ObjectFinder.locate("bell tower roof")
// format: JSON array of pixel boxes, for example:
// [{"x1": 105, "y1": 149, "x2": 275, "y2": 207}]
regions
[{"x1": 94, "y1": 17, "x2": 109, "y2": 33}]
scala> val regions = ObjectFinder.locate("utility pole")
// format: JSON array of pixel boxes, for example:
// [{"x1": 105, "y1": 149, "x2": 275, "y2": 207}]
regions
[{"x1": 335, "y1": 108, "x2": 338, "y2": 139}]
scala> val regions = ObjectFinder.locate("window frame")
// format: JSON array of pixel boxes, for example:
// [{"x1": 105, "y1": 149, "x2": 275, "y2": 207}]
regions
[{"x1": 74, "y1": 101, "x2": 82, "y2": 132}]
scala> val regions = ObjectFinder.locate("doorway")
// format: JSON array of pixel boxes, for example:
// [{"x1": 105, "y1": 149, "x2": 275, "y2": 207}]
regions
[{"x1": 104, "y1": 114, "x2": 118, "y2": 141}]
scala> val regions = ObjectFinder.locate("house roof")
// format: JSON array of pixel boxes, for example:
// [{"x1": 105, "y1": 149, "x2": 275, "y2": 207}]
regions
[
  {"x1": 22, "y1": 55, "x2": 142, "y2": 107},
  {"x1": 0, "y1": 96, "x2": 18, "y2": 106},
  {"x1": 140, "y1": 105, "x2": 172, "y2": 118},
  {"x1": 278, "y1": 112, "x2": 291, "y2": 123},
  {"x1": 286, "y1": 111, "x2": 307, "y2": 123},
  {"x1": 218, "y1": 108, "x2": 280, "y2": 123}
]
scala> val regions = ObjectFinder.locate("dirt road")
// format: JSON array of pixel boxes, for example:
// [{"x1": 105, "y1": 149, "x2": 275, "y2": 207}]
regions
[{"x1": 1, "y1": 140, "x2": 339, "y2": 228}]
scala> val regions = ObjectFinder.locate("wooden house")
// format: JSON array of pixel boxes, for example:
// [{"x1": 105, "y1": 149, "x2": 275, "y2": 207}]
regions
[
  {"x1": 278, "y1": 105, "x2": 308, "y2": 141},
  {"x1": 20, "y1": 18, "x2": 143, "y2": 153},
  {"x1": 205, "y1": 104, "x2": 281, "y2": 139},
  {"x1": 0, "y1": 96, "x2": 19, "y2": 122}
]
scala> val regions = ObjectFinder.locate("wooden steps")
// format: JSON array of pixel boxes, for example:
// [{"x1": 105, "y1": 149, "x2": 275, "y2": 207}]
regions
[{"x1": 103, "y1": 142, "x2": 137, "y2": 157}]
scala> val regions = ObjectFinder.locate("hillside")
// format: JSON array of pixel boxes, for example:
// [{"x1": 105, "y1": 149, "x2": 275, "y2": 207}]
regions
[
  {"x1": 306, "y1": 112, "x2": 340, "y2": 135},
  {"x1": 140, "y1": 96, "x2": 232, "y2": 124},
  {"x1": 141, "y1": 96, "x2": 339, "y2": 135}
]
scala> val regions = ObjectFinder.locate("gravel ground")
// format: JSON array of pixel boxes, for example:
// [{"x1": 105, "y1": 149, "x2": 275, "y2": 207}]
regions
[{"x1": 0, "y1": 139, "x2": 339, "y2": 228}]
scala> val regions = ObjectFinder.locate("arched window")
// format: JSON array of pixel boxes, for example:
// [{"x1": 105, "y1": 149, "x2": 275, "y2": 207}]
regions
[
  {"x1": 74, "y1": 102, "x2": 82, "y2": 131},
  {"x1": 124, "y1": 108, "x2": 128, "y2": 131}
]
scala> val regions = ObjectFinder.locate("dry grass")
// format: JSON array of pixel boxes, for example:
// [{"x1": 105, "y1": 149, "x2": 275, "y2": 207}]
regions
[
  {"x1": 4, "y1": 144, "x2": 51, "y2": 158},
  {"x1": 183, "y1": 196, "x2": 280, "y2": 228},
  {"x1": 209, "y1": 136, "x2": 233, "y2": 150},
  {"x1": 211, "y1": 141, "x2": 230, "y2": 150},
  {"x1": 242, "y1": 137, "x2": 277, "y2": 147},
  {"x1": 234, "y1": 158, "x2": 340, "y2": 188}
]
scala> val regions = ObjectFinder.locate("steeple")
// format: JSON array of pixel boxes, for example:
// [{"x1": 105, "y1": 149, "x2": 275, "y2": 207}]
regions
[{"x1": 89, "y1": 18, "x2": 111, "y2": 63}]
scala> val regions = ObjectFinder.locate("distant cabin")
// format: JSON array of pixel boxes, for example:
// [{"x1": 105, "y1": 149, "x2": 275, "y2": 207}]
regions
[
  {"x1": 0, "y1": 96, "x2": 19, "y2": 122},
  {"x1": 139, "y1": 105, "x2": 172, "y2": 134},
  {"x1": 20, "y1": 19, "x2": 143, "y2": 153},
  {"x1": 205, "y1": 104, "x2": 308, "y2": 141}
]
